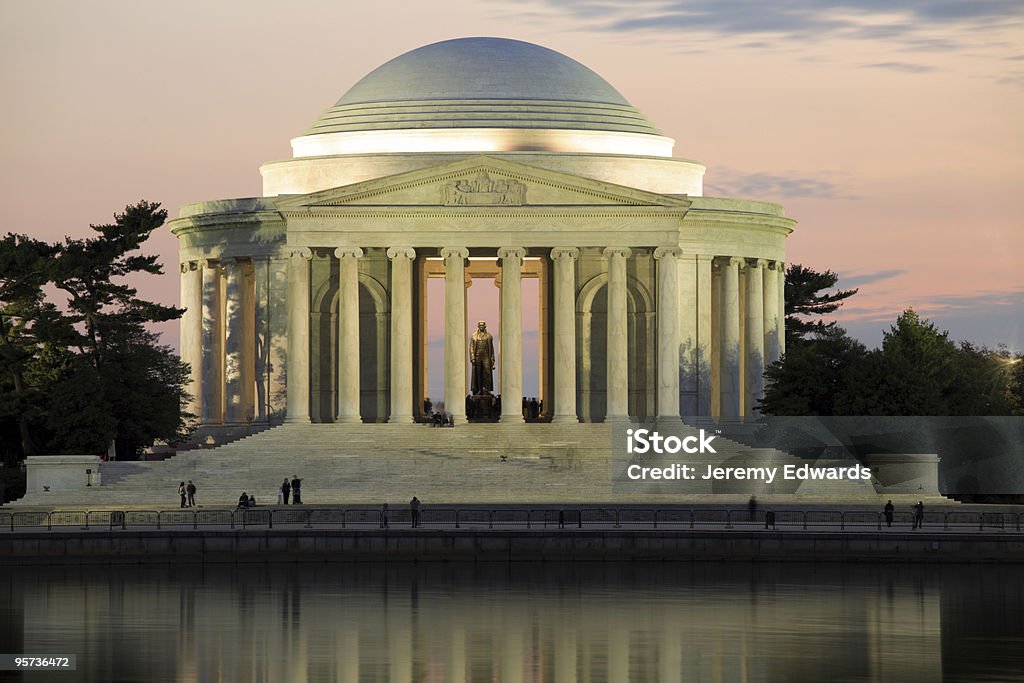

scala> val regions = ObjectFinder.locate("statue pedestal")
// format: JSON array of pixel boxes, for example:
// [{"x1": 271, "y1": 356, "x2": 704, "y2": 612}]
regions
[{"x1": 469, "y1": 394, "x2": 498, "y2": 422}]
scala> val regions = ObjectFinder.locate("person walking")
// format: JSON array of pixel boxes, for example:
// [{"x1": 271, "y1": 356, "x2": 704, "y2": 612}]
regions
[
  {"x1": 913, "y1": 501, "x2": 924, "y2": 530},
  {"x1": 410, "y1": 496, "x2": 421, "y2": 528},
  {"x1": 884, "y1": 500, "x2": 895, "y2": 528},
  {"x1": 186, "y1": 480, "x2": 197, "y2": 507},
  {"x1": 178, "y1": 481, "x2": 187, "y2": 508},
  {"x1": 281, "y1": 478, "x2": 291, "y2": 505},
  {"x1": 380, "y1": 503, "x2": 389, "y2": 529},
  {"x1": 291, "y1": 476, "x2": 302, "y2": 504}
]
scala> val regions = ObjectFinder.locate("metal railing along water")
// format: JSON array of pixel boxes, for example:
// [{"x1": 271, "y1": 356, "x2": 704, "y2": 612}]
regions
[{"x1": 3, "y1": 508, "x2": 1022, "y2": 533}]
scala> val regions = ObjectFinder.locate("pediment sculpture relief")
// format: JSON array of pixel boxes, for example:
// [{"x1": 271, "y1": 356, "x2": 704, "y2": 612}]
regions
[{"x1": 442, "y1": 171, "x2": 527, "y2": 206}]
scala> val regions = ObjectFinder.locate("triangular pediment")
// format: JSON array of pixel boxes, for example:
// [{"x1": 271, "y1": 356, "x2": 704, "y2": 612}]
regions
[{"x1": 274, "y1": 156, "x2": 690, "y2": 211}]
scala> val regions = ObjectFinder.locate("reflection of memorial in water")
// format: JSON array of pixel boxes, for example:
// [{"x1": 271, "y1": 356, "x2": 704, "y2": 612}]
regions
[{"x1": 7, "y1": 563, "x2": 1024, "y2": 681}]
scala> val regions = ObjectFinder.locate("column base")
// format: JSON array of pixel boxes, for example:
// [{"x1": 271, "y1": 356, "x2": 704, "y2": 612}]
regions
[
  {"x1": 655, "y1": 415, "x2": 684, "y2": 428},
  {"x1": 335, "y1": 415, "x2": 363, "y2": 425},
  {"x1": 551, "y1": 414, "x2": 579, "y2": 424},
  {"x1": 605, "y1": 414, "x2": 631, "y2": 424},
  {"x1": 284, "y1": 416, "x2": 311, "y2": 425},
  {"x1": 500, "y1": 414, "x2": 526, "y2": 424},
  {"x1": 388, "y1": 415, "x2": 415, "y2": 425}
]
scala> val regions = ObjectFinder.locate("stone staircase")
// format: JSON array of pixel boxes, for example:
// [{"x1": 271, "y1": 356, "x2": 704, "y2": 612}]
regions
[{"x1": 10, "y1": 422, "x2": 881, "y2": 508}]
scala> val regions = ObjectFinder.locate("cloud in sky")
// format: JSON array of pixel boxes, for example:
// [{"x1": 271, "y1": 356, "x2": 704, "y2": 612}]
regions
[
  {"x1": 839, "y1": 269, "x2": 908, "y2": 288},
  {"x1": 705, "y1": 170, "x2": 844, "y2": 200},
  {"x1": 537, "y1": 0, "x2": 1024, "y2": 52},
  {"x1": 840, "y1": 290, "x2": 1024, "y2": 351},
  {"x1": 864, "y1": 62, "x2": 936, "y2": 73}
]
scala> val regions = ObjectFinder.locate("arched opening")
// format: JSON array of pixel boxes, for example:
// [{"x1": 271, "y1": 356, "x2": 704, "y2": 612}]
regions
[
  {"x1": 577, "y1": 274, "x2": 654, "y2": 421},
  {"x1": 312, "y1": 273, "x2": 390, "y2": 423}
]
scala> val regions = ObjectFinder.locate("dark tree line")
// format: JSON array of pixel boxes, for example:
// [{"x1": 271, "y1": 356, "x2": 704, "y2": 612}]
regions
[
  {"x1": 0, "y1": 201, "x2": 193, "y2": 469},
  {"x1": 761, "y1": 266, "x2": 1024, "y2": 416}
]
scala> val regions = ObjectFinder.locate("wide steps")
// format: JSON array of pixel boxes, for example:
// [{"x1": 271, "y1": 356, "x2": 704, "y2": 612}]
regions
[{"x1": 9, "y1": 422, "x2": 879, "y2": 507}]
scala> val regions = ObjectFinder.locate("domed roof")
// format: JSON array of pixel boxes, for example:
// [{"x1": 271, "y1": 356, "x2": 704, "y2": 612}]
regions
[{"x1": 302, "y1": 37, "x2": 661, "y2": 137}]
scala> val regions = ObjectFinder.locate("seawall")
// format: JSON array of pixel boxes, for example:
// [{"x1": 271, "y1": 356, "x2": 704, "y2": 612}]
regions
[{"x1": 3, "y1": 529, "x2": 1023, "y2": 564}]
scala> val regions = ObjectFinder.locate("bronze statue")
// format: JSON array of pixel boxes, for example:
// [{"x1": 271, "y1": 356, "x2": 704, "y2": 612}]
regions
[{"x1": 470, "y1": 320, "x2": 495, "y2": 395}]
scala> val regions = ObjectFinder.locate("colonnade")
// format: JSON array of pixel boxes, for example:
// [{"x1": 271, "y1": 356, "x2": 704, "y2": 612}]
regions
[{"x1": 181, "y1": 248, "x2": 785, "y2": 427}]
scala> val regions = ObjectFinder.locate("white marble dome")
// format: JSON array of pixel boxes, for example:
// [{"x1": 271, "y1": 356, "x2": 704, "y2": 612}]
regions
[
  {"x1": 263, "y1": 37, "x2": 702, "y2": 197},
  {"x1": 304, "y1": 37, "x2": 662, "y2": 137},
  {"x1": 289, "y1": 37, "x2": 675, "y2": 159}
]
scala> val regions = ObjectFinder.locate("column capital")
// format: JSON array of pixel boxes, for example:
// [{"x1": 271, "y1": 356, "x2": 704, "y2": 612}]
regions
[
  {"x1": 718, "y1": 256, "x2": 743, "y2": 268},
  {"x1": 440, "y1": 246, "x2": 469, "y2": 261},
  {"x1": 498, "y1": 246, "x2": 527, "y2": 264},
  {"x1": 750, "y1": 258, "x2": 769, "y2": 270},
  {"x1": 386, "y1": 246, "x2": 416, "y2": 261},
  {"x1": 602, "y1": 246, "x2": 632, "y2": 260},
  {"x1": 550, "y1": 247, "x2": 580, "y2": 262},
  {"x1": 180, "y1": 261, "x2": 199, "y2": 274},
  {"x1": 773, "y1": 260, "x2": 785, "y2": 271},
  {"x1": 334, "y1": 246, "x2": 364, "y2": 260},
  {"x1": 287, "y1": 247, "x2": 313, "y2": 260},
  {"x1": 654, "y1": 246, "x2": 683, "y2": 260}
]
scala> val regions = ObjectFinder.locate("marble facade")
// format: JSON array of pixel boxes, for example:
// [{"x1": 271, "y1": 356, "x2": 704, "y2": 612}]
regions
[{"x1": 170, "y1": 38, "x2": 794, "y2": 436}]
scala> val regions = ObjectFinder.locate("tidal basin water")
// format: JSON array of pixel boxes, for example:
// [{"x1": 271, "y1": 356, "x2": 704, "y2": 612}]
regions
[{"x1": 3, "y1": 562, "x2": 1023, "y2": 682}]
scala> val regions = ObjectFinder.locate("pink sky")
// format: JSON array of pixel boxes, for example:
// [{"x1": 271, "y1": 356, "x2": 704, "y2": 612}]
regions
[{"x1": 3, "y1": 0, "x2": 1022, "y2": 381}]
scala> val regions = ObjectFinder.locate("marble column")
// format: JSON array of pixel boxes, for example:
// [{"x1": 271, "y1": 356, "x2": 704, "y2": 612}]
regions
[
  {"x1": 266, "y1": 257, "x2": 289, "y2": 420},
  {"x1": 763, "y1": 260, "x2": 781, "y2": 366},
  {"x1": 551, "y1": 247, "x2": 579, "y2": 423},
  {"x1": 442, "y1": 247, "x2": 469, "y2": 422},
  {"x1": 285, "y1": 248, "x2": 313, "y2": 424},
  {"x1": 252, "y1": 257, "x2": 270, "y2": 422},
  {"x1": 223, "y1": 257, "x2": 252, "y2": 424},
  {"x1": 655, "y1": 246, "x2": 683, "y2": 423},
  {"x1": 335, "y1": 247, "x2": 363, "y2": 424},
  {"x1": 777, "y1": 261, "x2": 786, "y2": 357},
  {"x1": 604, "y1": 247, "x2": 632, "y2": 421},
  {"x1": 200, "y1": 259, "x2": 223, "y2": 425},
  {"x1": 387, "y1": 247, "x2": 416, "y2": 424},
  {"x1": 498, "y1": 246, "x2": 526, "y2": 423},
  {"x1": 720, "y1": 257, "x2": 742, "y2": 418},
  {"x1": 695, "y1": 254, "x2": 714, "y2": 415},
  {"x1": 745, "y1": 259, "x2": 766, "y2": 416},
  {"x1": 180, "y1": 261, "x2": 202, "y2": 418}
]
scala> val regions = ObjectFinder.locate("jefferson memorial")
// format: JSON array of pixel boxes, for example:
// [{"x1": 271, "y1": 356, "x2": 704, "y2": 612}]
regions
[{"x1": 171, "y1": 37, "x2": 793, "y2": 435}]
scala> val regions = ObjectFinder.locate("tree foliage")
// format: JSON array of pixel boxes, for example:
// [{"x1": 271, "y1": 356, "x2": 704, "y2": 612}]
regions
[
  {"x1": 760, "y1": 325, "x2": 868, "y2": 416},
  {"x1": 784, "y1": 264, "x2": 858, "y2": 347},
  {"x1": 0, "y1": 201, "x2": 193, "y2": 464},
  {"x1": 763, "y1": 308, "x2": 1023, "y2": 416}
]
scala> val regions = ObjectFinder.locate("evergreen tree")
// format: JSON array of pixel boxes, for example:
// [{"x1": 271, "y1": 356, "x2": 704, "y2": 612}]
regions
[
  {"x1": 0, "y1": 201, "x2": 193, "y2": 461},
  {"x1": 784, "y1": 264, "x2": 858, "y2": 348},
  {"x1": 760, "y1": 325, "x2": 868, "y2": 415}
]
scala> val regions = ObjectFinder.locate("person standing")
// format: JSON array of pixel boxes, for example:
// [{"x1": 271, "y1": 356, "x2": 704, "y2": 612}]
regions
[
  {"x1": 281, "y1": 478, "x2": 291, "y2": 505},
  {"x1": 291, "y1": 476, "x2": 302, "y2": 505},
  {"x1": 410, "y1": 496, "x2": 421, "y2": 528},
  {"x1": 884, "y1": 500, "x2": 895, "y2": 528},
  {"x1": 186, "y1": 480, "x2": 197, "y2": 507},
  {"x1": 748, "y1": 495, "x2": 757, "y2": 522},
  {"x1": 380, "y1": 503, "x2": 389, "y2": 529},
  {"x1": 178, "y1": 481, "x2": 187, "y2": 508},
  {"x1": 913, "y1": 501, "x2": 924, "y2": 529}
]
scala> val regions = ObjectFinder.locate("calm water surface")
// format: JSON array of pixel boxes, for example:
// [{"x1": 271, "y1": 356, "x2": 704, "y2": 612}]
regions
[{"x1": 2, "y1": 562, "x2": 1022, "y2": 682}]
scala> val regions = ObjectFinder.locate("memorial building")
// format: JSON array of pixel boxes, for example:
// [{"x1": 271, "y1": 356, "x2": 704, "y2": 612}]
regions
[{"x1": 171, "y1": 37, "x2": 794, "y2": 437}]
